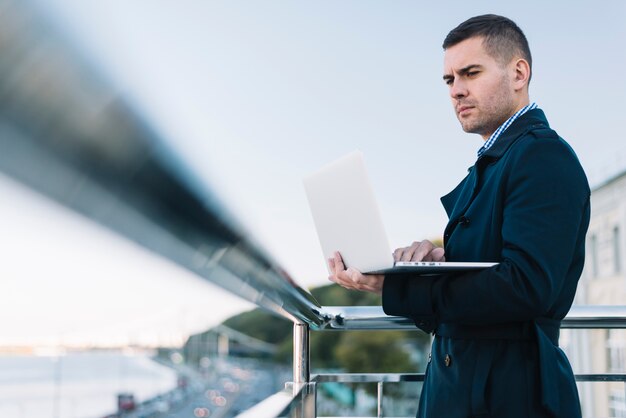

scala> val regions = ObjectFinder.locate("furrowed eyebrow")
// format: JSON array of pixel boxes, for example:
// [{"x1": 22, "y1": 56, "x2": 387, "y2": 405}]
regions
[
  {"x1": 443, "y1": 64, "x2": 482, "y2": 83},
  {"x1": 458, "y1": 64, "x2": 482, "y2": 76}
]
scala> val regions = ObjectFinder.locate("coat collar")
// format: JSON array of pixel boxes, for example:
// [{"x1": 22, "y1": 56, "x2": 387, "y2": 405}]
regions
[{"x1": 480, "y1": 108, "x2": 550, "y2": 160}]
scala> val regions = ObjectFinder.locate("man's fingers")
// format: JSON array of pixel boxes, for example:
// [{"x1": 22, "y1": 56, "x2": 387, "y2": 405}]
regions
[
  {"x1": 413, "y1": 240, "x2": 435, "y2": 261},
  {"x1": 431, "y1": 247, "x2": 446, "y2": 262},
  {"x1": 333, "y1": 251, "x2": 346, "y2": 270},
  {"x1": 328, "y1": 255, "x2": 359, "y2": 288},
  {"x1": 327, "y1": 251, "x2": 384, "y2": 295},
  {"x1": 337, "y1": 268, "x2": 372, "y2": 287},
  {"x1": 394, "y1": 240, "x2": 445, "y2": 262},
  {"x1": 327, "y1": 253, "x2": 353, "y2": 288},
  {"x1": 328, "y1": 252, "x2": 345, "y2": 278},
  {"x1": 397, "y1": 241, "x2": 433, "y2": 261},
  {"x1": 400, "y1": 242, "x2": 420, "y2": 261},
  {"x1": 400, "y1": 242, "x2": 417, "y2": 261},
  {"x1": 421, "y1": 246, "x2": 445, "y2": 262},
  {"x1": 393, "y1": 248, "x2": 401, "y2": 261}
]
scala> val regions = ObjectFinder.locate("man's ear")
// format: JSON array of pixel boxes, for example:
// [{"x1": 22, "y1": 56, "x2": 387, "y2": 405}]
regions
[{"x1": 512, "y1": 58, "x2": 531, "y2": 91}]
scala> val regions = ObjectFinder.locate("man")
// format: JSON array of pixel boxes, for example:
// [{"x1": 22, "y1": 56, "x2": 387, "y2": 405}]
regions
[{"x1": 328, "y1": 14, "x2": 590, "y2": 418}]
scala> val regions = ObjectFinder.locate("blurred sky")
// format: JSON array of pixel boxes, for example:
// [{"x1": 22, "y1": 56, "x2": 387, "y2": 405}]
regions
[{"x1": 1, "y1": 0, "x2": 625, "y2": 346}]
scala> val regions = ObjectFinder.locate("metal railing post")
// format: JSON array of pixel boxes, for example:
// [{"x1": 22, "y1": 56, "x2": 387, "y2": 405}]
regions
[
  {"x1": 293, "y1": 323, "x2": 310, "y2": 385},
  {"x1": 377, "y1": 381, "x2": 384, "y2": 417},
  {"x1": 291, "y1": 323, "x2": 316, "y2": 418}
]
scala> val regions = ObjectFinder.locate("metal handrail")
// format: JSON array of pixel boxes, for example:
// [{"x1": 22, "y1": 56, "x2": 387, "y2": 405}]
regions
[
  {"x1": 0, "y1": 0, "x2": 323, "y2": 328},
  {"x1": 318, "y1": 305, "x2": 626, "y2": 330},
  {"x1": 311, "y1": 372, "x2": 626, "y2": 383}
]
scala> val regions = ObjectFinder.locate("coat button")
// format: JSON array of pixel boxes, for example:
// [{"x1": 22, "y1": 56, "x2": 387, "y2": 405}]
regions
[
  {"x1": 428, "y1": 352, "x2": 432, "y2": 363},
  {"x1": 459, "y1": 216, "x2": 470, "y2": 226},
  {"x1": 444, "y1": 354, "x2": 452, "y2": 367}
]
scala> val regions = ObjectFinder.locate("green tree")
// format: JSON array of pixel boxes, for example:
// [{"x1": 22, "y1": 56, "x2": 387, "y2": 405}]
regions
[
  {"x1": 222, "y1": 309, "x2": 291, "y2": 343},
  {"x1": 310, "y1": 284, "x2": 380, "y2": 306},
  {"x1": 333, "y1": 331, "x2": 415, "y2": 373}
]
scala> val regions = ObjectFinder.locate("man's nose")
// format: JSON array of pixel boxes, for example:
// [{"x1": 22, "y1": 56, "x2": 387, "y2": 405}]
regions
[{"x1": 450, "y1": 79, "x2": 468, "y2": 99}]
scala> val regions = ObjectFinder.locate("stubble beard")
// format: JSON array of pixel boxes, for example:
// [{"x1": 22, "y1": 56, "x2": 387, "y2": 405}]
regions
[{"x1": 457, "y1": 76, "x2": 515, "y2": 138}]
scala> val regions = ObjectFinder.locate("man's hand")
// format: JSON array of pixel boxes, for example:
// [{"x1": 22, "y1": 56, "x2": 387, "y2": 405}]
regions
[
  {"x1": 393, "y1": 240, "x2": 445, "y2": 262},
  {"x1": 328, "y1": 252, "x2": 384, "y2": 295}
]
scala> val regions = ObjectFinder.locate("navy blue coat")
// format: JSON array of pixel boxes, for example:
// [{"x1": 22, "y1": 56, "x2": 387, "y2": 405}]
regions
[{"x1": 383, "y1": 109, "x2": 590, "y2": 418}]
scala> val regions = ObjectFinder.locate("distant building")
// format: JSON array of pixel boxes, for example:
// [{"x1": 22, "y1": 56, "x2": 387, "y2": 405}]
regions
[{"x1": 575, "y1": 169, "x2": 626, "y2": 417}]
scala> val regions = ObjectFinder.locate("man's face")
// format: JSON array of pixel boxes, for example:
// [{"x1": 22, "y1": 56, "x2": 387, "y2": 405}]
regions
[{"x1": 443, "y1": 36, "x2": 517, "y2": 139}]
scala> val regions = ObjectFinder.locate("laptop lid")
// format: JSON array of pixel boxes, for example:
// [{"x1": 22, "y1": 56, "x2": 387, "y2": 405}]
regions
[{"x1": 303, "y1": 151, "x2": 394, "y2": 273}]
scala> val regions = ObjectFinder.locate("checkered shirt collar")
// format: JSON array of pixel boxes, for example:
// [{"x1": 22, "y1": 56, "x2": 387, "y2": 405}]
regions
[{"x1": 477, "y1": 102, "x2": 538, "y2": 158}]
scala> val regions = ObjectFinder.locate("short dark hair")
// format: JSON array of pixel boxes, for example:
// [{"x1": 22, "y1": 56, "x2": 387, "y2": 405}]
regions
[{"x1": 443, "y1": 14, "x2": 532, "y2": 78}]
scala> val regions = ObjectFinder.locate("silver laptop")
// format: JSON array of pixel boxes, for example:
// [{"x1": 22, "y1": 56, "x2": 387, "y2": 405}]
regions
[{"x1": 303, "y1": 151, "x2": 497, "y2": 275}]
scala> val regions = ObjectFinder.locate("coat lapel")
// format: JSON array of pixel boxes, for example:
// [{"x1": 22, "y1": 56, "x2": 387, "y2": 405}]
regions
[{"x1": 441, "y1": 108, "x2": 550, "y2": 221}]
